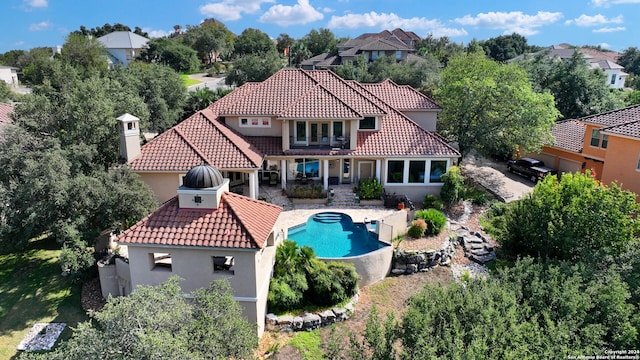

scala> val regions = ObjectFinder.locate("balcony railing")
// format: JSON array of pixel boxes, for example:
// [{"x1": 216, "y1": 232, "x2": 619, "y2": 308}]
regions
[{"x1": 289, "y1": 136, "x2": 350, "y2": 149}]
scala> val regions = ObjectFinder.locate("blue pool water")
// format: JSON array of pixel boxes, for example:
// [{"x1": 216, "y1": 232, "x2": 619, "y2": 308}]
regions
[{"x1": 288, "y1": 212, "x2": 385, "y2": 258}]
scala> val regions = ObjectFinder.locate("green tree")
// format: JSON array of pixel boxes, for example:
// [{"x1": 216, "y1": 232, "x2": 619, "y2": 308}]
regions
[
  {"x1": 0, "y1": 49, "x2": 27, "y2": 67},
  {"x1": 480, "y1": 33, "x2": 539, "y2": 62},
  {"x1": 276, "y1": 33, "x2": 295, "y2": 54},
  {"x1": 72, "y1": 23, "x2": 148, "y2": 38},
  {"x1": 289, "y1": 40, "x2": 312, "y2": 67},
  {"x1": 184, "y1": 87, "x2": 231, "y2": 114},
  {"x1": 401, "y1": 258, "x2": 639, "y2": 358},
  {"x1": 226, "y1": 51, "x2": 282, "y2": 86},
  {"x1": 618, "y1": 47, "x2": 640, "y2": 88},
  {"x1": 110, "y1": 62, "x2": 186, "y2": 132},
  {"x1": 436, "y1": 51, "x2": 559, "y2": 158},
  {"x1": 333, "y1": 55, "x2": 373, "y2": 82},
  {"x1": 138, "y1": 37, "x2": 200, "y2": 73},
  {"x1": 516, "y1": 51, "x2": 624, "y2": 119},
  {"x1": 497, "y1": 172, "x2": 639, "y2": 261},
  {"x1": 22, "y1": 277, "x2": 257, "y2": 359},
  {"x1": 59, "y1": 33, "x2": 108, "y2": 77},
  {"x1": 415, "y1": 35, "x2": 464, "y2": 66},
  {"x1": 301, "y1": 28, "x2": 338, "y2": 56},
  {"x1": 0, "y1": 80, "x2": 10, "y2": 102},
  {"x1": 233, "y1": 28, "x2": 276, "y2": 57},
  {"x1": 183, "y1": 22, "x2": 233, "y2": 63}
]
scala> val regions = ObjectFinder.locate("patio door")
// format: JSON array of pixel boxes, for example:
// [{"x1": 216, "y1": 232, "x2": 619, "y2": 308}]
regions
[
  {"x1": 310, "y1": 122, "x2": 329, "y2": 145},
  {"x1": 358, "y1": 161, "x2": 374, "y2": 181}
]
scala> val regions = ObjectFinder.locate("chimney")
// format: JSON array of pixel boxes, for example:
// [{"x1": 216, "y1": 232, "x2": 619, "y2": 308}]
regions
[{"x1": 117, "y1": 113, "x2": 141, "y2": 162}]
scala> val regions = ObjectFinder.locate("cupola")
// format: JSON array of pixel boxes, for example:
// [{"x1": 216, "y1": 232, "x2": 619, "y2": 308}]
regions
[{"x1": 177, "y1": 164, "x2": 229, "y2": 209}]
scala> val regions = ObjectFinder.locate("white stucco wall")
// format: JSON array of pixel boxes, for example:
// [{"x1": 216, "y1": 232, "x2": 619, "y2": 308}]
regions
[
  {"x1": 0, "y1": 67, "x2": 18, "y2": 86},
  {"x1": 400, "y1": 110, "x2": 438, "y2": 132}
]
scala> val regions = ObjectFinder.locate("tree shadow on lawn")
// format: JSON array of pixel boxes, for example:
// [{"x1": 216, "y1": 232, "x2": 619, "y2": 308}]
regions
[{"x1": 0, "y1": 236, "x2": 88, "y2": 359}]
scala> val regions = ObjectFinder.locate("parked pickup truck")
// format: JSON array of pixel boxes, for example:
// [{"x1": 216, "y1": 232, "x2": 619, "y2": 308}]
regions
[{"x1": 507, "y1": 157, "x2": 558, "y2": 182}]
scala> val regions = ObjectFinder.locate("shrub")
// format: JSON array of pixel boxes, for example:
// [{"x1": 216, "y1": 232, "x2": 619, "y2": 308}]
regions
[
  {"x1": 408, "y1": 219, "x2": 427, "y2": 238},
  {"x1": 415, "y1": 209, "x2": 447, "y2": 236},
  {"x1": 306, "y1": 259, "x2": 359, "y2": 307},
  {"x1": 440, "y1": 166, "x2": 464, "y2": 206},
  {"x1": 422, "y1": 194, "x2": 443, "y2": 210},
  {"x1": 358, "y1": 178, "x2": 383, "y2": 200},
  {"x1": 289, "y1": 184, "x2": 326, "y2": 199}
]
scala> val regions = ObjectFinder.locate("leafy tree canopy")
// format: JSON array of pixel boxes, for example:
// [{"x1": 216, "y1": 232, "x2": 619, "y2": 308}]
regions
[
  {"x1": 495, "y1": 172, "x2": 639, "y2": 261},
  {"x1": 276, "y1": 33, "x2": 295, "y2": 54},
  {"x1": 21, "y1": 277, "x2": 257, "y2": 360},
  {"x1": 435, "y1": 51, "x2": 559, "y2": 158},
  {"x1": 479, "y1": 33, "x2": 541, "y2": 62},
  {"x1": 415, "y1": 35, "x2": 465, "y2": 66},
  {"x1": 72, "y1": 23, "x2": 148, "y2": 38},
  {"x1": 516, "y1": 51, "x2": 624, "y2": 119},
  {"x1": 138, "y1": 37, "x2": 200, "y2": 73},
  {"x1": 226, "y1": 51, "x2": 282, "y2": 86},
  {"x1": 619, "y1": 47, "x2": 640, "y2": 89},
  {"x1": 301, "y1": 28, "x2": 338, "y2": 57},
  {"x1": 183, "y1": 22, "x2": 234, "y2": 63},
  {"x1": 233, "y1": 28, "x2": 276, "y2": 57},
  {"x1": 59, "y1": 33, "x2": 109, "y2": 78}
]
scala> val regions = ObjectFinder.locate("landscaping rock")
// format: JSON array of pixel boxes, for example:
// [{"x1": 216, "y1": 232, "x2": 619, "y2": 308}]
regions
[
  {"x1": 319, "y1": 310, "x2": 336, "y2": 325},
  {"x1": 302, "y1": 313, "x2": 321, "y2": 330},
  {"x1": 332, "y1": 307, "x2": 348, "y2": 321},
  {"x1": 293, "y1": 316, "x2": 304, "y2": 330}
]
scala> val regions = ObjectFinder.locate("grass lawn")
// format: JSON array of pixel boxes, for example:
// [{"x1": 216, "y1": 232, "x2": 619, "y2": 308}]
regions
[
  {"x1": 0, "y1": 237, "x2": 88, "y2": 360},
  {"x1": 180, "y1": 74, "x2": 201, "y2": 87}
]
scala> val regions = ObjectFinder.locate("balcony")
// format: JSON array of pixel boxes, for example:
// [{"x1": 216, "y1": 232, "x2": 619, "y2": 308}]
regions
[{"x1": 289, "y1": 136, "x2": 350, "y2": 150}]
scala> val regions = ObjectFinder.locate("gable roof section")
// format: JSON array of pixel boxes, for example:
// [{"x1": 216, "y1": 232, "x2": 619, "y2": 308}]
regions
[
  {"x1": 358, "y1": 80, "x2": 441, "y2": 110},
  {"x1": 550, "y1": 120, "x2": 585, "y2": 152},
  {"x1": 304, "y1": 70, "x2": 386, "y2": 116},
  {"x1": 580, "y1": 104, "x2": 640, "y2": 127},
  {"x1": 602, "y1": 120, "x2": 640, "y2": 139},
  {"x1": 97, "y1": 31, "x2": 149, "y2": 49},
  {"x1": 358, "y1": 38, "x2": 411, "y2": 51},
  {"x1": 278, "y1": 85, "x2": 361, "y2": 119},
  {"x1": 129, "y1": 110, "x2": 263, "y2": 172},
  {"x1": 116, "y1": 193, "x2": 282, "y2": 249}
]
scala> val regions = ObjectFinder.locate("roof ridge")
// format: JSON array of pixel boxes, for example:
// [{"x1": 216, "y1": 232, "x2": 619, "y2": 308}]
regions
[
  {"x1": 174, "y1": 119, "x2": 213, "y2": 165},
  {"x1": 278, "y1": 83, "x2": 363, "y2": 119},
  {"x1": 223, "y1": 192, "x2": 283, "y2": 248},
  {"x1": 602, "y1": 118, "x2": 640, "y2": 130},
  {"x1": 579, "y1": 104, "x2": 640, "y2": 123},
  {"x1": 219, "y1": 195, "x2": 259, "y2": 248},
  {"x1": 200, "y1": 109, "x2": 263, "y2": 167}
]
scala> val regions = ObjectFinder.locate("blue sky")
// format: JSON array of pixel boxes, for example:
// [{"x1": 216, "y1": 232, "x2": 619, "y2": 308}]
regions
[{"x1": 3, "y1": 0, "x2": 640, "y2": 54}]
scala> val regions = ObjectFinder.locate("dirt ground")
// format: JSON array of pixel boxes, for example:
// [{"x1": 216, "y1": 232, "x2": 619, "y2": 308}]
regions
[{"x1": 262, "y1": 203, "x2": 491, "y2": 359}]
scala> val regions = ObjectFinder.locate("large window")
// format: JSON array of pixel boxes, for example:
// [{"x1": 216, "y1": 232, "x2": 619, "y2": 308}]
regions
[
  {"x1": 590, "y1": 129, "x2": 601, "y2": 147},
  {"x1": 290, "y1": 158, "x2": 320, "y2": 178},
  {"x1": 386, "y1": 159, "x2": 448, "y2": 184},
  {"x1": 601, "y1": 134, "x2": 608, "y2": 149},
  {"x1": 213, "y1": 256, "x2": 235, "y2": 275},
  {"x1": 429, "y1": 161, "x2": 447, "y2": 183},
  {"x1": 296, "y1": 121, "x2": 306, "y2": 142},
  {"x1": 333, "y1": 121, "x2": 343, "y2": 137},
  {"x1": 359, "y1": 117, "x2": 376, "y2": 130},
  {"x1": 408, "y1": 161, "x2": 426, "y2": 183},
  {"x1": 387, "y1": 161, "x2": 404, "y2": 183}
]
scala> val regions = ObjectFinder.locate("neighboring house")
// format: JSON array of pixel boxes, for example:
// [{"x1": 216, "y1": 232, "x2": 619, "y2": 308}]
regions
[
  {"x1": 97, "y1": 31, "x2": 149, "y2": 66},
  {"x1": 121, "y1": 68, "x2": 459, "y2": 204},
  {"x1": 301, "y1": 28, "x2": 422, "y2": 70},
  {"x1": 538, "y1": 104, "x2": 640, "y2": 197},
  {"x1": 105, "y1": 163, "x2": 283, "y2": 337},
  {"x1": 510, "y1": 44, "x2": 628, "y2": 89},
  {"x1": 0, "y1": 66, "x2": 19, "y2": 87}
]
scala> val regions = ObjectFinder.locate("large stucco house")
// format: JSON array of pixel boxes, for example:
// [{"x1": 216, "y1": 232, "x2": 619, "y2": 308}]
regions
[
  {"x1": 97, "y1": 31, "x2": 149, "y2": 66},
  {"x1": 538, "y1": 104, "x2": 640, "y2": 197},
  {"x1": 123, "y1": 68, "x2": 460, "y2": 204},
  {"x1": 0, "y1": 65, "x2": 19, "y2": 87},
  {"x1": 104, "y1": 163, "x2": 283, "y2": 337}
]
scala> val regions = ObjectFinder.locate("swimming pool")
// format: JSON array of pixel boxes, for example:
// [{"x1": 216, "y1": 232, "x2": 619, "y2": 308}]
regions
[{"x1": 287, "y1": 212, "x2": 386, "y2": 258}]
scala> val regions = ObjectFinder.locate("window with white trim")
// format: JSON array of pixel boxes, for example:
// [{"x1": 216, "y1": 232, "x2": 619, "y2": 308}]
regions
[
  {"x1": 239, "y1": 117, "x2": 271, "y2": 128},
  {"x1": 386, "y1": 159, "x2": 448, "y2": 185},
  {"x1": 359, "y1": 117, "x2": 376, "y2": 130}
]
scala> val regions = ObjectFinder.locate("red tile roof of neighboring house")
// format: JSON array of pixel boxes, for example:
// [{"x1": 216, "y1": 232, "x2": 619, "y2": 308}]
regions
[
  {"x1": 130, "y1": 68, "x2": 459, "y2": 172},
  {"x1": 550, "y1": 120, "x2": 585, "y2": 152},
  {"x1": 579, "y1": 104, "x2": 640, "y2": 127},
  {"x1": 116, "y1": 192, "x2": 282, "y2": 249},
  {"x1": 0, "y1": 103, "x2": 13, "y2": 126},
  {"x1": 129, "y1": 109, "x2": 263, "y2": 172},
  {"x1": 358, "y1": 80, "x2": 441, "y2": 110}
]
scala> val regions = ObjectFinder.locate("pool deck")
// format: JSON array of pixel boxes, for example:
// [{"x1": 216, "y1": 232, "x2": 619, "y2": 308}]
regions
[{"x1": 275, "y1": 208, "x2": 398, "y2": 236}]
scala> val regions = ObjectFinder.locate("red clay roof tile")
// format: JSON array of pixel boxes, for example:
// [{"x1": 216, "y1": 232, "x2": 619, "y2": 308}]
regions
[
  {"x1": 550, "y1": 120, "x2": 585, "y2": 153},
  {"x1": 116, "y1": 193, "x2": 282, "y2": 249}
]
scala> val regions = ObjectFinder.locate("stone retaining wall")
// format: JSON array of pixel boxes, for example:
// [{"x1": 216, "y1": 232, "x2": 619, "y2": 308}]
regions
[
  {"x1": 266, "y1": 294, "x2": 358, "y2": 332},
  {"x1": 391, "y1": 237, "x2": 456, "y2": 275}
]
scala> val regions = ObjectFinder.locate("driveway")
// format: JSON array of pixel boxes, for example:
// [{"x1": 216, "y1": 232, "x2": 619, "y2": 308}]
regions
[
  {"x1": 187, "y1": 73, "x2": 231, "y2": 91},
  {"x1": 461, "y1": 153, "x2": 534, "y2": 202}
]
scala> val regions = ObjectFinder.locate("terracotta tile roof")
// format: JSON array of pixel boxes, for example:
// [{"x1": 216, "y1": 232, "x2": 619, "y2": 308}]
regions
[
  {"x1": 358, "y1": 80, "x2": 441, "y2": 110},
  {"x1": 116, "y1": 193, "x2": 282, "y2": 249},
  {"x1": 278, "y1": 85, "x2": 361, "y2": 119},
  {"x1": 130, "y1": 110, "x2": 263, "y2": 172},
  {"x1": 304, "y1": 71, "x2": 386, "y2": 116},
  {"x1": 602, "y1": 120, "x2": 640, "y2": 139},
  {"x1": 550, "y1": 120, "x2": 585, "y2": 152},
  {"x1": 579, "y1": 104, "x2": 640, "y2": 127},
  {"x1": 246, "y1": 136, "x2": 283, "y2": 156},
  {"x1": 0, "y1": 103, "x2": 13, "y2": 126}
]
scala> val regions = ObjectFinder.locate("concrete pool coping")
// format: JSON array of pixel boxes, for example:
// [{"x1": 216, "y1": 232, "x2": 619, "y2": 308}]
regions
[{"x1": 275, "y1": 208, "x2": 399, "y2": 236}]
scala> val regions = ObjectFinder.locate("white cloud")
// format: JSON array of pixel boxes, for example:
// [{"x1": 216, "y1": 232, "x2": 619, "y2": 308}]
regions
[
  {"x1": 593, "y1": 26, "x2": 626, "y2": 32},
  {"x1": 143, "y1": 28, "x2": 170, "y2": 38},
  {"x1": 199, "y1": 0, "x2": 275, "y2": 21},
  {"x1": 29, "y1": 21, "x2": 51, "y2": 31},
  {"x1": 454, "y1": 11, "x2": 563, "y2": 36},
  {"x1": 428, "y1": 27, "x2": 469, "y2": 38},
  {"x1": 259, "y1": 0, "x2": 323, "y2": 26},
  {"x1": 565, "y1": 14, "x2": 623, "y2": 26},
  {"x1": 25, "y1": 0, "x2": 47, "y2": 8},
  {"x1": 592, "y1": 0, "x2": 640, "y2": 7},
  {"x1": 322, "y1": 7, "x2": 334, "y2": 13},
  {"x1": 329, "y1": 12, "x2": 441, "y2": 30}
]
